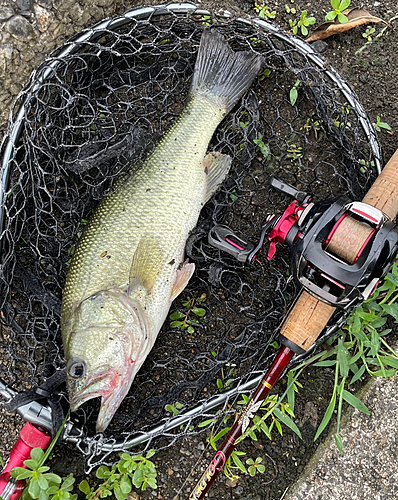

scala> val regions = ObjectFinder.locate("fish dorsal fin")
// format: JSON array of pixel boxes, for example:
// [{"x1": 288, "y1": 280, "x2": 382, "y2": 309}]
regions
[
  {"x1": 129, "y1": 237, "x2": 165, "y2": 294},
  {"x1": 170, "y1": 260, "x2": 195, "y2": 303},
  {"x1": 203, "y1": 152, "x2": 232, "y2": 204}
]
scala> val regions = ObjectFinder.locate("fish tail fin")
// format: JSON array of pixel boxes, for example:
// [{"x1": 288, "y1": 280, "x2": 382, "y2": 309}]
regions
[{"x1": 190, "y1": 28, "x2": 264, "y2": 113}]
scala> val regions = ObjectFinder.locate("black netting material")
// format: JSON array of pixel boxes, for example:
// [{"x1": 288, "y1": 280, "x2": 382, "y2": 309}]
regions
[{"x1": 0, "y1": 4, "x2": 381, "y2": 468}]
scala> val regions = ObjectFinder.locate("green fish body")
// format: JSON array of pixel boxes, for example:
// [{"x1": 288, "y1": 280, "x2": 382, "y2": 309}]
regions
[{"x1": 61, "y1": 28, "x2": 264, "y2": 432}]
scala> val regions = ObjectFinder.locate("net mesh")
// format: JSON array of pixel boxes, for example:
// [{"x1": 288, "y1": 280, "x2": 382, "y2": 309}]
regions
[{"x1": 0, "y1": 4, "x2": 381, "y2": 468}]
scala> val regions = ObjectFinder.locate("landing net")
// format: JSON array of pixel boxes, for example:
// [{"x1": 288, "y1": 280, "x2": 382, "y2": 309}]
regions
[{"x1": 0, "y1": 3, "x2": 381, "y2": 468}]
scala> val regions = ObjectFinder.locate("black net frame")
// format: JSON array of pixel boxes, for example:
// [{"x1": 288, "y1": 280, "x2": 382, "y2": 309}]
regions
[{"x1": 0, "y1": 2, "x2": 382, "y2": 469}]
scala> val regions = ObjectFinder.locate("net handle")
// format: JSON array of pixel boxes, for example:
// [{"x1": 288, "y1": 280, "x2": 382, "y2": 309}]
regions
[{"x1": 280, "y1": 149, "x2": 398, "y2": 350}]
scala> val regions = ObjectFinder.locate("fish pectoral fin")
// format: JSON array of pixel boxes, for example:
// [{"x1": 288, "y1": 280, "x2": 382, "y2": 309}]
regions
[
  {"x1": 129, "y1": 237, "x2": 165, "y2": 294},
  {"x1": 170, "y1": 260, "x2": 195, "y2": 302},
  {"x1": 203, "y1": 152, "x2": 232, "y2": 204}
]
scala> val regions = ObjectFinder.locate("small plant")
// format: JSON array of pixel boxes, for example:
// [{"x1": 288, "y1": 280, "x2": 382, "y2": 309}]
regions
[
  {"x1": 373, "y1": 116, "x2": 392, "y2": 133},
  {"x1": 301, "y1": 118, "x2": 321, "y2": 139},
  {"x1": 79, "y1": 450, "x2": 157, "y2": 498},
  {"x1": 169, "y1": 294, "x2": 206, "y2": 333},
  {"x1": 250, "y1": 36, "x2": 261, "y2": 47},
  {"x1": 289, "y1": 79, "x2": 301, "y2": 106},
  {"x1": 285, "y1": 4, "x2": 296, "y2": 14},
  {"x1": 246, "y1": 457, "x2": 266, "y2": 476},
  {"x1": 363, "y1": 26, "x2": 375, "y2": 42},
  {"x1": 325, "y1": 0, "x2": 351, "y2": 24},
  {"x1": 253, "y1": 132, "x2": 271, "y2": 160},
  {"x1": 254, "y1": 3, "x2": 276, "y2": 20},
  {"x1": 216, "y1": 362, "x2": 237, "y2": 393},
  {"x1": 359, "y1": 158, "x2": 375, "y2": 174},
  {"x1": 259, "y1": 68, "x2": 271, "y2": 80},
  {"x1": 297, "y1": 11, "x2": 316, "y2": 36},
  {"x1": 201, "y1": 15, "x2": 211, "y2": 26},
  {"x1": 287, "y1": 144, "x2": 303, "y2": 160},
  {"x1": 165, "y1": 401, "x2": 184, "y2": 415},
  {"x1": 10, "y1": 448, "x2": 68, "y2": 500}
]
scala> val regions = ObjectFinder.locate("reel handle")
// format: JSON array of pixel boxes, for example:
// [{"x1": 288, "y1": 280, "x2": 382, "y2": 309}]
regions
[{"x1": 280, "y1": 150, "x2": 398, "y2": 352}]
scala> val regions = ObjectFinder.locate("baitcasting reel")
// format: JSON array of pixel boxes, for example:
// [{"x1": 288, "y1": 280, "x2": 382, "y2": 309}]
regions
[{"x1": 208, "y1": 176, "x2": 398, "y2": 310}]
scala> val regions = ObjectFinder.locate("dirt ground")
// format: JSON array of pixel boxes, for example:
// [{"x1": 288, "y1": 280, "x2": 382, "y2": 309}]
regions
[{"x1": 1, "y1": 0, "x2": 398, "y2": 499}]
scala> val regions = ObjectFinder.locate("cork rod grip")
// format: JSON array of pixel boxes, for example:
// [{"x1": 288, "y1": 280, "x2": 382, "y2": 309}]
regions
[
  {"x1": 362, "y1": 149, "x2": 398, "y2": 220},
  {"x1": 280, "y1": 149, "x2": 398, "y2": 351}
]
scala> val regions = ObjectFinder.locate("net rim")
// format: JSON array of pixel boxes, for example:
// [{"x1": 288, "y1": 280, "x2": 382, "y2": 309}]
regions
[{"x1": 0, "y1": 1, "x2": 382, "y2": 455}]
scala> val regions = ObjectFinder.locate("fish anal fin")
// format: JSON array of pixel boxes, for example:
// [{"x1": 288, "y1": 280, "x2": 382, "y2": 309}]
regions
[
  {"x1": 203, "y1": 152, "x2": 232, "y2": 204},
  {"x1": 170, "y1": 260, "x2": 195, "y2": 303},
  {"x1": 129, "y1": 237, "x2": 165, "y2": 294}
]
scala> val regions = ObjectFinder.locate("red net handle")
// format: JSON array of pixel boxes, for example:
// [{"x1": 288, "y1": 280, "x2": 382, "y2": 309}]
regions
[{"x1": 280, "y1": 150, "x2": 398, "y2": 351}]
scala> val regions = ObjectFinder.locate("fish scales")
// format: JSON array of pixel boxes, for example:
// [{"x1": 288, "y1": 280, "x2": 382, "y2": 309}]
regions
[
  {"x1": 61, "y1": 28, "x2": 264, "y2": 432},
  {"x1": 62, "y1": 95, "x2": 223, "y2": 330}
]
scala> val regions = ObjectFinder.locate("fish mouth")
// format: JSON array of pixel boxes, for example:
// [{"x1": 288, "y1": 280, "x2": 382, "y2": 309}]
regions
[
  {"x1": 68, "y1": 369, "x2": 118, "y2": 412},
  {"x1": 68, "y1": 362, "x2": 140, "y2": 433}
]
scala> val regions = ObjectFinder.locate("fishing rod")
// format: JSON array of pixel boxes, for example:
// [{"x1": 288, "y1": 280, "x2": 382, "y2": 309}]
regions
[{"x1": 187, "y1": 149, "x2": 398, "y2": 500}]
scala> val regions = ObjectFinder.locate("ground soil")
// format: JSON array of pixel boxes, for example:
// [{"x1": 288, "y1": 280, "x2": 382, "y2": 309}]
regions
[{"x1": 1, "y1": 1, "x2": 398, "y2": 500}]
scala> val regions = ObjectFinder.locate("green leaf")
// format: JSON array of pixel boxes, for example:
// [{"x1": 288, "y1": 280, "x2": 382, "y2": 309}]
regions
[
  {"x1": 38, "y1": 488, "x2": 48, "y2": 500},
  {"x1": 170, "y1": 320, "x2": 184, "y2": 329},
  {"x1": 62, "y1": 475, "x2": 75, "y2": 491},
  {"x1": 370, "y1": 316, "x2": 387, "y2": 329},
  {"x1": 96, "y1": 465, "x2": 110, "y2": 479},
  {"x1": 335, "y1": 433, "x2": 344, "y2": 455},
  {"x1": 290, "y1": 87, "x2": 298, "y2": 106},
  {"x1": 340, "y1": 0, "x2": 351, "y2": 10},
  {"x1": 371, "y1": 369, "x2": 396, "y2": 377},
  {"x1": 47, "y1": 485, "x2": 60, "y2": 495},
  {"x1": 301, "y1": 25, "x2": 308, "y2": 36},
  {"x1": 37, "y1": 475, "x2": 49, "y2": 490},
  {"x1": 132, "y1": 467, "x2": 144, "y2": 488},
  {"x1": 331, "y1": 0, "x2": 340, "y2": 9},
  {"x1": 187, "y1": 326, "x2": 195, "y2": 334},
  {"x1": 342, "y1": 390, "x2": 370, "y2": 414},
  {"x1": 350, "y1": 363, "x2": 365, "y2": 384},
  {"x1": 170, "y1": 311, "x2": 185, "y2": 320},
  {"x1": 191, "y1": 307, "x2": 206, "y2": 317},
  {"x1": 287, "y1": 371, "x2": 296, "y2": 413},
  {"x1": 257, "y1": 464, "x2": 265, "y2": 473},
  {"x1": 338, "y1": 338, "x2": 349, "y2": 378},
  {"x1": 314, "y1": 386, "x2": 337, "y2": 441},
  {"x1": 380, "y1": 355, "x2": 398, "y2": 369},
  {"x1": 12, "y1": 468, "x2": 33, "y2": 480},
  {"x1": 213, "y1": 427, "x2": 232, "y2": 442},
  {"x1": 44, "y1": 473, "x2": 62, "y2": 484},
  {"x1": 381, "y1": 304, "x2": 398, "y2": 321},
  {"x1": 31, "y1": 448, "x2": 44, "y2": 463},
  {"x1": 24, "y1": 459, "x2": 39, "y2": 470},
  {"x1": 29, "y1": 479, "x2": 41, "y2": 499},
  {"x1": 120, "y1": 474, "x2": 132, "y2": 494},
  {"x1": 325, "y1": 11, "x2": 337, "y2": 21},
  {"x1": 114, "y1": 486, "x2": 128, "y2": 500},
  {"x1": 274, "y1": 408, "x2": 302, "y2": 439},
  {"x1": 313, "y1": 360, "x2": 337, "y2": 367},
  {"x1": 147, "y1": 477, "x2": 158, "y2": 489},
  {"x1": 338, "y1": 13, "x2": 348, "y2": 23},
  {"x1": 146, "y1": 449, "x2": 156, "y2": 459},
  {"x1": 198, "y1": 418, "x2": 215, "y2": 428},
  {"x1": 231, "y1": 452, "x2": 247, "y2": 474}
]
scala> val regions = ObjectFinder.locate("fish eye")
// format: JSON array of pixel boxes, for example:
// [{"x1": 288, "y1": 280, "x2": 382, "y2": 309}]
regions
[{"x1": 68, "y1": 360, "x2": 86, "y2": 378}]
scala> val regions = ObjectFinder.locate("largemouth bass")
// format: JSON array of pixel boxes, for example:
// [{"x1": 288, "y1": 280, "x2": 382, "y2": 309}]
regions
[{"x1": 61, "y1": 28, "x2": 264, "y2": 432}]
